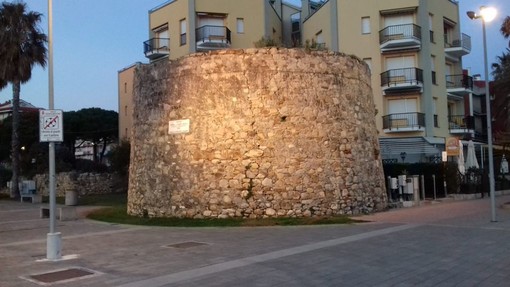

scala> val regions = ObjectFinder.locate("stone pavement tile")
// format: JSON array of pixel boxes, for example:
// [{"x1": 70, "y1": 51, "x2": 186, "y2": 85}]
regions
[{"x1": 3, "y1": 195, "x2": 510, "y2": 287}]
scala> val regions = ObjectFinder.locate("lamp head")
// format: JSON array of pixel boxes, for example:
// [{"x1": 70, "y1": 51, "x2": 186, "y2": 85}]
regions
[
  {"x1": 467, "y1": 11, "x2": 477, "y2": 20},
  {"x1": 480, "y1": 6, "x2": 497, "y2": 22}
]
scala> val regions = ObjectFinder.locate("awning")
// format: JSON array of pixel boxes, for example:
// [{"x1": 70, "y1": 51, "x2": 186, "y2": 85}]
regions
[{"x1": 379, "y1": 137, "x2": 443, "y2": 158}]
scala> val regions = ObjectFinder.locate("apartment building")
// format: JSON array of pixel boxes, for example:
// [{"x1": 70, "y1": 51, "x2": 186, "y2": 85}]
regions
[
  {"x1": 119, "y1": 0, "x2": 474, "y2": 163},
  {"x1": 301, "y1": 0, "x2": 473, "y2": 163}
]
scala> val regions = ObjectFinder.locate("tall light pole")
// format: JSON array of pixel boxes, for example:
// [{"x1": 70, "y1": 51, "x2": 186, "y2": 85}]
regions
[
  {"x1": 46, "y1": 0, "x2": 61, "y2": 260},
  {"x1": 467, "y1": 6, "x2": 497, "y2": 222}
]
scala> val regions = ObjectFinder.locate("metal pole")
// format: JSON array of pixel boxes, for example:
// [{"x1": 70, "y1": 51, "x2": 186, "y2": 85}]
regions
[
  {"x1": 420, "y1": 175, "x2": 425, "y2": 200},
  {"x1": 482, "y1": 20, "x2": 497, "y2": 222},
  {"x1": 432, "y1": 175, "x2": 437, "y2": 200},
  {"x1": 46, "y1": 0, "x2": 61, "y2": 261}
]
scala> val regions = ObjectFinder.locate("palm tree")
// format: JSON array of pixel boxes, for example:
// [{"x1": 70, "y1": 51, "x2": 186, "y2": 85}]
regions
[
  {"x1": 0, "y1": 2, "x2": 47, "y2": 198},
  {"x1": 501, "y1": 16, "x2": 510, "y2": 46}
]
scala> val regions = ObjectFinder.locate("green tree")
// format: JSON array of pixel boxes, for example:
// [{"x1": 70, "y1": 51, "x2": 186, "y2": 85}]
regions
[
  {"x1": 492, "y1": 49, "x2": 510, "y2": 143},
  {"x1": 63, "y1": 108, "x2": 118, "y2": 163},
  {"x1": 0, "y1": 2, "x2": 47, "y2": 198},
  {"x1": 0, "y1": 111, "x2": 46, "y2": 177}
]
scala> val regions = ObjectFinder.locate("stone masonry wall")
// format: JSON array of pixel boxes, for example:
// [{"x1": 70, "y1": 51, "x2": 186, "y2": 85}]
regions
[
  {"x1": 34, "y1": 172, "x2": 114, "y2": 197},
  {"x1": 128, "y1": 48, "x2": 387, "y2": 218}
]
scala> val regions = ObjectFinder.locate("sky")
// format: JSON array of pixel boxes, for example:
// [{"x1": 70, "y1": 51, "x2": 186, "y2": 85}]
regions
[{"x1": 0, "y1": 0, "x2": 509, "y2": 112}]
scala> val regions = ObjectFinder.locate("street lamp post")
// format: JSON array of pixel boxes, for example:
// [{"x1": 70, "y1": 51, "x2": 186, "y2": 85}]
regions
[
  {"x1": 467, "y1": 6, "x2": 497, "y2": 222},
  {"x1": 46, "y1": 0, "x2": 61, "y2": 260}
]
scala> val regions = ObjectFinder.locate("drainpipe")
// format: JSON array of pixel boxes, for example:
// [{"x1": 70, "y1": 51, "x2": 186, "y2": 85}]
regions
[
  {"x1": 302, "y1": 0, "x2": 310, "y2": 19},
  {"x1": 330, "y1": 0, "x2": 339, "y2": 52},
  {"x1": 189, "y1": 0, "x2": 196, "y2": 54},
  {"x1": 418, "y1": 0, "x2": 434, "y2": 137}
]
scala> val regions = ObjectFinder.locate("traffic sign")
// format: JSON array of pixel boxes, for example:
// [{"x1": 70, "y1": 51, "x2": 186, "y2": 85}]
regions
[{"x1": 40, "y1": 109, "x2": 64, "y2": 142}]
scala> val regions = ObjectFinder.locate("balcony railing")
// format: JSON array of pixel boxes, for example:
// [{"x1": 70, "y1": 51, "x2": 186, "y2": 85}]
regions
[
  {"x1": 143, "y1": 38, "x2": 170, "y2": 59},
  {"x1": 449, "y1": 115, "x2": 475, "y2": 133},
  {"x1": 381, "y1": 67, "x2": 423, "y2": 88},
  {"x1": 446, "y1": 74, "x2": 473, "y2": 89},
  {"x1": 445, "y1": 33, "x2": 471, "y2": 50},
  {"x1": 379, "y1": 24, "x2": 421, "y2": 52},
  {"x1": 195, "y1": 25, "x2": 231, "y2": 50},
  {"x1": 383, "y1": 112, "x2": 426, "y2": 131},
  {"x1": 444, "y1": 33, "x2": 471, "y2": 60}
]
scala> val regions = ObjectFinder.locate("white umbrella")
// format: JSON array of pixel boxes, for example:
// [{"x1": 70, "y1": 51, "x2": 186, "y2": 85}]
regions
[
  {"x1": 500, "y1": 155, "x2": 508, "y2": 174},
  {"x1": 465, "y1": 140, "x2": 479, "y2": 170},
  {"x1": 458, "y1": 139, "x2": 465, "y2": 175}
]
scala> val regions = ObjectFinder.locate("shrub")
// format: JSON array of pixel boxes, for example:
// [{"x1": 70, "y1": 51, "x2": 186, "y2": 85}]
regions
[
  {"x1": 109, "y1": 140, "x2": 130, "y2": 176},
  {"x1": 0, "y1": 166, "x2": 12, "y2": 189},
  {"x1": 75, "y1": 159, "x2": 108, "y2": 173},
  {"x1": 254, "y1": 36, "x2": 280, "y2": 48}
]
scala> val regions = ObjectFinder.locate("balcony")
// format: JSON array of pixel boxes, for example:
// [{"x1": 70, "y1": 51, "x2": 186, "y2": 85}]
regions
[
  {"x1": 196, "y1": 25, "x2": 231, "y2": 51},
  {"x1": 445, "y1": 33, "x2": 471, "y2": 62},
  {"x1": 383, "y1": 112, "x2": 426, "y2": 133},
  {"x1": 379, "y1": 24, "x2": 421, "y2": 52},
  {"x1": 449, "y1": 115, "x2": 475, "y2": 134},
  {"x1": 144, "y1": 38, "x2": 170, "y2": 60},
  {"x1": 446, "y1": 74, "x2": 473, "y2": 97},
  {"x1": 380, "y1": 68, "x2": 423, "y2": 94}
]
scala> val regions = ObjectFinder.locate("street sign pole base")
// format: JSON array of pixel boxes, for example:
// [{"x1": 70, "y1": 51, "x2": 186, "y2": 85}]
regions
[{"x1": 46, "y1": 232, "x2": 62, "y2": 261}]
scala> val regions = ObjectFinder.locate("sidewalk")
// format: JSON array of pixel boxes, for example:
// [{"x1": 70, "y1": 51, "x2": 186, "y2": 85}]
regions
[{"x1": 1, "y1": 195, "x2": 510, "y2": 286}]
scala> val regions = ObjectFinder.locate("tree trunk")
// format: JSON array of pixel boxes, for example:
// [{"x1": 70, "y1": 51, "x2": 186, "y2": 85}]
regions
[
  {"x1": 99, "y1": 139, "x2": 107, "y2": 164},
  {"x1": 92, "y1": 141, "x2": 98, "y2": 163},
  {"x1": 10, "y1": 81, "x2": 21, "y2": 199}
]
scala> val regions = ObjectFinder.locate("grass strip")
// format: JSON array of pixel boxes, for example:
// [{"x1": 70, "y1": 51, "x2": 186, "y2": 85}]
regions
[{"x1": 86, "y1": 205, "x2": 362, "y2": 227}]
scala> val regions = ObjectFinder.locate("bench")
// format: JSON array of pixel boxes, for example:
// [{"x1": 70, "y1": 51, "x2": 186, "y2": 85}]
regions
[
  {"x1": 8, "y1": 180, "x2": 42, "y2": 203},
  {"x1": 40, "y1": 206, "x2": 77, "y2": 221}
]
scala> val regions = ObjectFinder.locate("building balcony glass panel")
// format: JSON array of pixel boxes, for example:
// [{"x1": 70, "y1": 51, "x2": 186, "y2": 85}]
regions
[
  {"x1": 383, "y1": 112, "x2": 426, "y2": 133},
  {"x1": 445, "y1": 33, "x2": 471, "y2": 61},
  {"x1": 196, "y1": 25, "x2": 231, "y2": 51},
  {"x1": 379, "y1": 24, "x2": 421, "y2": 52},
  {"x1": 380, "y1": 67, "x2": 423, "y2": 94},
  {"x1": 446, "y1": 74, "x2": 473, "y2": 97},
  {"x1": 144, "y1": 38, "x2": 170, "y2": 60},
  {"x1": 449, "y1": 115, "x2": 475, "y2": 134}
]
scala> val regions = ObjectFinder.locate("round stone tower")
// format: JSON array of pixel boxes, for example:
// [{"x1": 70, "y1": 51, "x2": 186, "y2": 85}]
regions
[{"x1": 128, "y1": 48, "x2": 387, "y2": 218}]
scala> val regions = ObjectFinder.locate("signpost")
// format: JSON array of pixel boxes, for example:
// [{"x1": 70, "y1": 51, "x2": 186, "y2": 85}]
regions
[
  {"x1": 39, "y1": 110, "x2": 63, "y2": 142},
  {"x1": 45, "y1": 0, "x2": 62, "y2": 261}
]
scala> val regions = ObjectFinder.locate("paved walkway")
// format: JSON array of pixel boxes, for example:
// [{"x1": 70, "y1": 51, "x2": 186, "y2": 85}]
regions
[{"x1": 1, "y1": 195, "x2": 510, "y2": 286}]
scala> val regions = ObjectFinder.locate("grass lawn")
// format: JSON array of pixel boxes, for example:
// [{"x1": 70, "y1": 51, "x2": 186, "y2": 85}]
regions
[{"x1": 82, "y1": 193, "x2": 362, "y2": 227}]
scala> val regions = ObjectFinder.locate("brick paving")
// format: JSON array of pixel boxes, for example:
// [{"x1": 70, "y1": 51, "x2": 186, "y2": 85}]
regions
[{"x1": 1, "y1": 195, "x2": 510, "y2": 286}]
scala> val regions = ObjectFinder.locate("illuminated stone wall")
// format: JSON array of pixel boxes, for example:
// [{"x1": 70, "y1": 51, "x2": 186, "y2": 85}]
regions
[{"x1": 128, "y1": 48, "x2": 387, "y2": 218}]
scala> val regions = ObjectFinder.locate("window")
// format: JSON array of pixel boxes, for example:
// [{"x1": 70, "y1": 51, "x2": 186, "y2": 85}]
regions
[
  {"x1": 361, "y1": 17, "x2": 370, "y2": 34},
  {"x1": 429, "y1": 14, "x2": 435, "y2": 42},
  {"x1": 431, "y1": 55, "x2": 437, "y2": 84},
  {"x1": 385, "y1": 55, "x2": 415, "y2": 82},
  {"x1": 316, "y1": 30, "x2": 324, "y2": 48},
  {"x1": 388, "y1": 98, "x2": 419, "y2": 128},
  {"x1": 433, "y1": 98, "x2": 439, "y2": 127},
  {"x1": 180, "y1": 19, "x2": 187, "y2": 46},
  {"x1": 388, "y1": 98, "x2": 417, "y2": 114},
  {"x1": 153, "y1": 25, "x2": 169, "y2": 49},
  {"x1": 125, "y1": 105, "x2": 128, "y2": 116},
  {"x1": 363, "y1": 58, "x2": 372, "y2": 73},
  {"x1": 237, "y1": 18, "x2": 244, "y2": 34},
  {"x1": 124, "y1": 82, "x2": 127, "y2": 93},
  {"x1": 384, "y1": 14, "x2": 413, "y2": 28}
]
